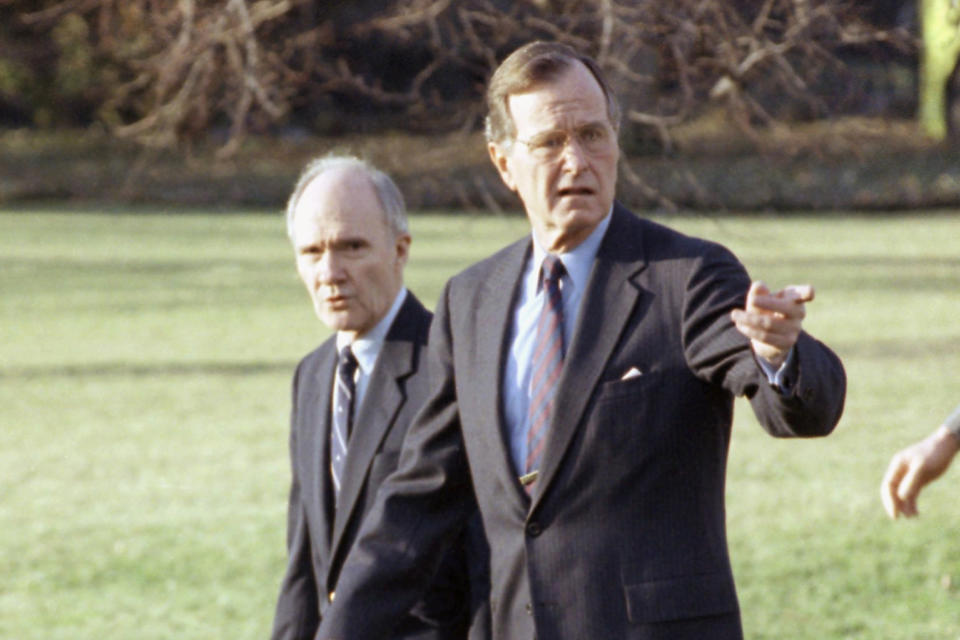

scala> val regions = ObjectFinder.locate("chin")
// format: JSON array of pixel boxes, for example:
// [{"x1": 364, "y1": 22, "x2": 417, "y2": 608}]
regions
[
  {"x1": 559, "y1": 204, "x2": 605, "y2": 227},
  {"x1": 318, "y1": 309, "x2": 352, "y2": 331},
  {"x1": 555, "y1": 194, "x2": 600, "y2": 212}
]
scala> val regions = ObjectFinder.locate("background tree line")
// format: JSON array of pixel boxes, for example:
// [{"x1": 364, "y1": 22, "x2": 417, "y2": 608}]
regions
[{"x1": 5, "y1": 0, "x2": 950, "y2": 159}]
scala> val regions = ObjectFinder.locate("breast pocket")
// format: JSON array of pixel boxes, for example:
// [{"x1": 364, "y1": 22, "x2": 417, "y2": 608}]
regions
[
  {"x1": 590, "y1": 371, "x2": 664, "y2": 454},
  {"x1": 595, "y1": 372, "x2": 654, "y2": 402}
]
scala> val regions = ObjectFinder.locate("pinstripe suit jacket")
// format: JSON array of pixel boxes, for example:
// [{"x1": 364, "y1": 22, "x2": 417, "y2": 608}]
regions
[
  {"x1": 317, "y1": 204, "x2": 846, "y2": 640},
  {"x1": 270, "y1": 292, "x2": 470, "y2": 640}
]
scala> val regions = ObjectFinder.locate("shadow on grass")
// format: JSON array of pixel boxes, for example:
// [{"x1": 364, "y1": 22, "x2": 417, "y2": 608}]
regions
[{"x1": 0, "y1": 361, "x2": 295, "y2": 380}]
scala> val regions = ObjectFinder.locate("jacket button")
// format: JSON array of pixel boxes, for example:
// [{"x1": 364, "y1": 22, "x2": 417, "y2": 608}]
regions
[
  {"x1": 328, "y1": 591, "x2": 336, "y2": 603},
  {"x1": 525, "y1": 603, "x2": 533, "y2": 614},
  {"x1": 526, "y1": 521, "x2": 542, "y2": 537}
]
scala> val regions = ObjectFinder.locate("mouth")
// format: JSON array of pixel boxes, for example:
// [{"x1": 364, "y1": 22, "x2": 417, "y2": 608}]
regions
[
  {"x1": 557, "y1": 186, "x2": 595, "y2": 198},
  {"x1": 322, "y1": 293, "x2": 351, "y2": 309}
]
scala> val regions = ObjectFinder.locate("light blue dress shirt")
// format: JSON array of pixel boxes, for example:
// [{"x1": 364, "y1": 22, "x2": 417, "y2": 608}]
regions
[{"x1": 501, "y1": 214, "x2": 613, "y2": 474}]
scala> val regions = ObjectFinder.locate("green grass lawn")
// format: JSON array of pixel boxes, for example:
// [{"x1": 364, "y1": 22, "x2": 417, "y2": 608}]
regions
[{"x1": 2, "y1": 207, "x2": 959, "y2": 639}]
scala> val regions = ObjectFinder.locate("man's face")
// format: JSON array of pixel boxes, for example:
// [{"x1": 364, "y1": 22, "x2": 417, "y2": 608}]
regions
[
  {"x1": 488, "y1": 61, "x2": 619, "y2": 253},
  {"x1": 291, "y1": 168, "x2": 409, "y2": 340}
]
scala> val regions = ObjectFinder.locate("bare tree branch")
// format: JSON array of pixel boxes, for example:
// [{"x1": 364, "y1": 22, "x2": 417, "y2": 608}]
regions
[{"x1": 6, "y1": 0, "x2": 913, "y2": 163}]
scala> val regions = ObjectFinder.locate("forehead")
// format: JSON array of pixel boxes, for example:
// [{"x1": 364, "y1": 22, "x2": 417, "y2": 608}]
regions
[
  {"x1": 506, "y1": 61, "x2": 608, "y2": 134},
  {"x1": 293, "y1": 168, "x2": 387, "y2": 238}
]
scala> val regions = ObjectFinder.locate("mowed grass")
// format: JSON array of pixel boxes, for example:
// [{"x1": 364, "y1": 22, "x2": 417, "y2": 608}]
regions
[{"x1": 2, "y1": 207, "x2": 959, "y2": 639}]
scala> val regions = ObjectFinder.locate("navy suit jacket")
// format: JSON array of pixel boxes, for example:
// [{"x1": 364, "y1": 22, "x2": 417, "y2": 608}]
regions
[
  {"x1": 317, "y1": 205, "x2": 846, "y2": 640},
  {"x1": 270, "y1": 292, "x2": 470, "y2": 640}
]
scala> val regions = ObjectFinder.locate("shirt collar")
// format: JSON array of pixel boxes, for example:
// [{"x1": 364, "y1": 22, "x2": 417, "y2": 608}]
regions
[
  {"x1": 531, "y1": 206, "x2": 613, "y2": 291},
  {"x1": 336, "y1": 287, "x2": 408, "y2": 376}
]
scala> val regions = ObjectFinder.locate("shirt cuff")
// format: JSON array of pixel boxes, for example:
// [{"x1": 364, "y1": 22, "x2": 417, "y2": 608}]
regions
[
  {"x1": 943, "y1": 405, "x2": 960, "y2": 440},
  {"x1": 756, "y1": 347, "x2": 797, "y2": 394}
]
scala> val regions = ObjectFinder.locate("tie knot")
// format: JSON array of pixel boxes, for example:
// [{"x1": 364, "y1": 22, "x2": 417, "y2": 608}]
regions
[
  {"x1": 541, "y1": 254, "x2": 564, "y2": 285},
  {"x1": 339, "y1": 345, "x2": 358, "y2": 377}
]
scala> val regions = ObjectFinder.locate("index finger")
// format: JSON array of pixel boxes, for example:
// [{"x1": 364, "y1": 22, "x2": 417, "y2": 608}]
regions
[
  {"x1": 783, "y1": 284, "x2": 815, "y2": 304},
  {"x1": 749, "y1": 293, "x2": 807, "y2": 318}
]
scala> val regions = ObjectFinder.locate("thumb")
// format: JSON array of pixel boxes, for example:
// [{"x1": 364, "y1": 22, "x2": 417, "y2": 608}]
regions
[{"x1": 746, "y1": 280, "x2": 769, "y2": 310}]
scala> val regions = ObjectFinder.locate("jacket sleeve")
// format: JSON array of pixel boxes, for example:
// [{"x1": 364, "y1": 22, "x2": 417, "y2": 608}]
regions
[
  {"x1": 271, "y1": 364, "x2": 320, "y2": 640},
  {"x1": 682, "y1": 241, "x2": 846, "y2": 438},
  {"x1": 316, "y1": 280, "x2": 476, "y2": 640}
]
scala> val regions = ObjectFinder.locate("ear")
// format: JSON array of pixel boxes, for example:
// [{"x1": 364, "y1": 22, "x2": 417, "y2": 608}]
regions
[
  {"x1": 394, "y1": 232, "x2": 411, "y2": 268},
  {"x1": 488, "y1": 141, "x2": 517, "y2": 193}
]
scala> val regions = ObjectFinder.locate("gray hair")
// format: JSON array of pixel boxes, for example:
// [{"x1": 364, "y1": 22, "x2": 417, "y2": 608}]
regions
[
  {"x1": 285, "y1": 154, "x2": 408, "y2": 241},
  {"x1": 484, "y1": 41, "x2": 621, "y2": 146}
]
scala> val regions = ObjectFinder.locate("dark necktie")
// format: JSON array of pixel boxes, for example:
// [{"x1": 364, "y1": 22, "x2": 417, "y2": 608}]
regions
[
  {"x1": 524, "y1": 255, "x2": 565, "y2": 491},
  {"x1": 331, "y1": 345, "x2": 358, "y2": 500}
]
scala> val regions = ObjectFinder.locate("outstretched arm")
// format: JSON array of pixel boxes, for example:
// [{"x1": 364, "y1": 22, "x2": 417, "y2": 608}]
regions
[{"x1": 683, "y1": 247, "x2": 845, "y2": 438}]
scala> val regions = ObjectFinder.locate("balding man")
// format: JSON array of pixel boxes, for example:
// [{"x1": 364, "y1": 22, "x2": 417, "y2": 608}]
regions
[{"x1": 270, "y1": 155, "x2": 470, "y2": 640}]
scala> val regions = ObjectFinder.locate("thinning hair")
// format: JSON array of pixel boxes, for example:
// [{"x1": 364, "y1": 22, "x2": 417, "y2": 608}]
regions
[
  {"x1": 484, "y1": 41, "x2": 621, "y2": 146},
  {"x1": 285, "y1": 154, "x2": 408, "y2": 242}
]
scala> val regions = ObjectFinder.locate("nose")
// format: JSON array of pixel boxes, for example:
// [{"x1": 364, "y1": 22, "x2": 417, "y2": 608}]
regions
[
  {"x1": 560, "y1": 136, "x2": 589, "y2": 171},
  {"x1": 316, "y1": 251, "x2": 345, "y2": 285}
]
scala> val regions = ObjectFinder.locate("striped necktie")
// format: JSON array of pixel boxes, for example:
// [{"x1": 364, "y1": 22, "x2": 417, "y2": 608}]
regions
[
  {"x1": 330, "y1": 345, "x2": 358, "y2": 501},
  {"x1": 524, "y1": 255, "x2": 565, "y2": 492}
]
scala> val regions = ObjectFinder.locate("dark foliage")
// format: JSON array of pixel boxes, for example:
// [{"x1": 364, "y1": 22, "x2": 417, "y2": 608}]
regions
[{"x1": 0, "y1": 0, "x2": 914, "y2": 157}]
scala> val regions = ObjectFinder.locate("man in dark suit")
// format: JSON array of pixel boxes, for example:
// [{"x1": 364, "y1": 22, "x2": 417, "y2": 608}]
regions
[
  {"x1": 316, "y1": 42, "x2": 846, "y2": 640},
  {"x1": 270, "y1": 155, "x2": 469, "y2": 640}
]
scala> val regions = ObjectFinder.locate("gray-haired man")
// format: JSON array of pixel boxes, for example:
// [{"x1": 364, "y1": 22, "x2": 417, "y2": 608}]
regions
[{"x1": 271, "y1": 155, "x2": 470, "y2": 640}]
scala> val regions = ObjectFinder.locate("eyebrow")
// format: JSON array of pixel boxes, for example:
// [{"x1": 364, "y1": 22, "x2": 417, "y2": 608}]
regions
[
  {"x1": 527, "y1": 120, "x2": 609, "y2": 136},
  {"x1": 329, "y1": 237, "x2": 369, "y2": 249},
  {"x1": 297, "y1": 236, "x2": 370, "y2": 252}
]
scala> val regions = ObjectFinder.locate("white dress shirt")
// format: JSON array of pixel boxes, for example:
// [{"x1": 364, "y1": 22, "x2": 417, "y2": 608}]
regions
[{"x1": 335, "y1": 287, "x2": 408, "y2": 413}]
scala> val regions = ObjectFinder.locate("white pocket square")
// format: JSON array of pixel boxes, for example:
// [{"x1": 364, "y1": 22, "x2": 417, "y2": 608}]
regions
[{"x1": 620, "y1": 367, "x2": 643, "y2": 380}]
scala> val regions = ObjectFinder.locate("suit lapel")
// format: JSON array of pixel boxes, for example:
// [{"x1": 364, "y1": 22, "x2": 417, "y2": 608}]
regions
[
  {"x1": 308, "y1": 343, "x2": 337, "y2": 560},
  {"x1": 328, "y1": 294, "x2": 422, "y2": 563},
  {"x1": 532, "y1": 205, "x2": 649, "y2": 505},
  {"x1": 329, "y1": 338, "x2": 409, "y2": 557},
  {"x1": 473, "y1": 239, "x2": 534, "y2": 505}
]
